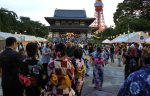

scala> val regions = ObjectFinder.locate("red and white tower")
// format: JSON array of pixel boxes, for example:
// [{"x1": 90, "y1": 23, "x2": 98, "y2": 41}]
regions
[{"x1": 92, "y1": 0, "x2": 106, "y2": 32}]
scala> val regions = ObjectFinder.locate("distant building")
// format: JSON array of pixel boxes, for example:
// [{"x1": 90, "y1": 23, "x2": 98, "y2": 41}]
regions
[{"x1": 45, "y1": 9, "x2": 98, "y2": 39}]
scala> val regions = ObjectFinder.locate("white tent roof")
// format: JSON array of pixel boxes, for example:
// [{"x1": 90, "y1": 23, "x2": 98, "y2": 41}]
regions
[
  {"x1": 14, "y1": 34, "x2": 34, "y2": 41},
  {"x1": 38, "y1": 38, "x2": 47, "y2": 42},
  {"x1": 29, "y1": 36, "x2": 41, "y2": 41},
  {"x1": 0, "y1": 32, "x2": 21, "y2": 41},
  {"x1": 111, "y1": 31, "x2": 149, "y2": 43},
  {"x1": 102, "y1": 39, "x2": 111, "y2": 43},
  {"x1": 145, "y1": 38, "x2": 150, "y2": 43}
]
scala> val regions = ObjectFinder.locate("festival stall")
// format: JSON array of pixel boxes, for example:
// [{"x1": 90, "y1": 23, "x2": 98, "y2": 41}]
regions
[
  {"x1": 102, "y1": 39, "x2": 111, "y2": 43},
  {"x1": 0, "y1": 32, "x2": 21, "y2": 51},
  {"x1": 111, "y1": 31, "x2": 149, "y2": 43}
]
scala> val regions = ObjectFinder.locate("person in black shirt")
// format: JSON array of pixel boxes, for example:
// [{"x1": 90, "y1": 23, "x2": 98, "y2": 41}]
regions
[{"x1": 110, "y1": 44, "x2": 114, "y2": 64}]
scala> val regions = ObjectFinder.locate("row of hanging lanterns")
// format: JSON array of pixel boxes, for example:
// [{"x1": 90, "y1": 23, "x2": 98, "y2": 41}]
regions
[{"x1": 106, "y1": 31, "x2": 149, "y2": 39}]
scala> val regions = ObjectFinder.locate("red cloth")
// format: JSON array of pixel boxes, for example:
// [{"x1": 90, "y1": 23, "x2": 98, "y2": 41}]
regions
[{"x1": 19, "y1": 74, "x2": 37, "y2": 87}]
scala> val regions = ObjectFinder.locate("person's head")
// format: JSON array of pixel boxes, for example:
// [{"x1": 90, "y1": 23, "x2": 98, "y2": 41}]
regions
[
  {"x1": 84, "y1": 45, "x2": 89, "y2": 50},
  {"x1": 55, "y1": 43, "x2": 67, "y2": 57},
  {"x1": 46, "y1": 42, "x2": 52, "y2": 49},
  {"x1": 143, "y1": 53, "x2": 150, "y2": 66},
  {"x1": 20, "y1": 42, "x2": 22, "y2": 45},
  {"x1": 97, "y1": 47, "x2": 102, "y2": 53},
  {"x1": 26, "y1": 42, "x2": 38, "y2": 57},
  {"x1": 134, "y1": 43, "x2": 139, "y2": 49},
  {"x1": 128, "y1": 47, "x2": 137, "y2": 57},
  {"x1": 6, "y1": 37, "x2": 17, "y2": 50},
  {"x1": 141, "y1": 49, "x2": 148, "y2": 59},
  {"x1": 67, "y1": 41, "x2": 72, "y2": 46},
  {"x1": 73, "y1": 48, "x2": 83, "y2": 59}
]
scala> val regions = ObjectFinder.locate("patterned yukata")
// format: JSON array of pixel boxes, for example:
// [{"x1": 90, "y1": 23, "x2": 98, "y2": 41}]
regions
[
  {"x1": 71, "y1": 58, "x2": 85, "y2": 96},
  {"x1": 46, "y1": 57, "x2": 75, "y2": 96},
  {"x1": 118, "y1": 64, "x2": 150, "y2": 96},
  {"x1": 82, "y1": 49, "x2": 90, "y2": 74},
  {"x1": 20, "y1": 57, "x2": 47, "y2": 96},
  {"x1": 92, "y1": 52, "x2": 104, "y2": 89}
]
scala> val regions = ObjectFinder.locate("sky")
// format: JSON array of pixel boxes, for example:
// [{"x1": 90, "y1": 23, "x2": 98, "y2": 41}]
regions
[{"x1": 0, "y1": 0, "x2": 124, "y2": 27}]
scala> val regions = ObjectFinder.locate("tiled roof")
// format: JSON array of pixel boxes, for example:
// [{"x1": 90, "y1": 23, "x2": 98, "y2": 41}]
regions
[{"x1": 54, "y1": 9, "x2": 87, "y2": 18}]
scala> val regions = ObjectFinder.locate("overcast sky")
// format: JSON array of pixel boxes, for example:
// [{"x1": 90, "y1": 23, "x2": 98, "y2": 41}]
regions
[{"x1": 0, "y1": 0, "x2": 123, "y2": 27}]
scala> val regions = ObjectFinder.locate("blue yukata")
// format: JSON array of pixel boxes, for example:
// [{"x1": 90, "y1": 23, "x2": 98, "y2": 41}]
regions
[
  {"x1": 82, "y1": 49, "x2": 90, "y2": 74},
  {"x1": 118, "y1": 64, "x2": 150, "y2": 96}
]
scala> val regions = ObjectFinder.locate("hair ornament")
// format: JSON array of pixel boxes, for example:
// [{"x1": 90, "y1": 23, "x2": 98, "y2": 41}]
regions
[{"x1": 57, "y1": 51, "x2": 61, "y2": 56}]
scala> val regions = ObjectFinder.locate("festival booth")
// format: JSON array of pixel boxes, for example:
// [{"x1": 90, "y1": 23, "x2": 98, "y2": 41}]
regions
[
  {"x1": 102, "y1": 39, "x2": 111, "y2": 43},
  {"x1": 111, "y1": 31, "x2": 149, "y2": 43},
  {"x1": 0, "y1": 32, "x2": 21, "y2": 51},
  {"x1": 14, "y1": 34, "x2": 35, "y2": 46}
]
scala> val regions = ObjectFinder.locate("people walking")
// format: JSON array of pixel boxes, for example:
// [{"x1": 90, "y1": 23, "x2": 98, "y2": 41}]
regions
[
  {"x1": 92, "y1": 47, "x2": 104, "y2": 91},
  {"x1": 0, "y1": 37, "x2": 24, "y2": 96},
  {"x1": 110, "y1": 44, "x2": 114, "y2": 64},
  {"x1": 19, "y1": 42, "x2": 47, "y2": 96},
  {"x1": 46, "y1": 43, "x2": 75, "y2": 96},
  {"x1": 118, "y1": 53, "x2": 150, "y2": 96},
  {"x1": 41, "y1": 42, "x2": 52, "y2": 72},
  {"x1": 71, "y1": 48, "x2": 86, "y2": 96},
  {"x1": 82, "y1": 45, "x2": 90, "y2": 76}
]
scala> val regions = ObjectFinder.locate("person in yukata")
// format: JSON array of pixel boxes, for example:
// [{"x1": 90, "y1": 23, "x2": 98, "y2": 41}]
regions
[
  {"x1": 82, "y1": 45, "x2": 90, "y2": 76},
  {"x1": 46, "y1": 43, "x2": 75, "y2": 96},
  {"x1": 118, "y1": 53, "x2": 150, "y2": 96},
  {"x1": 71, "y1": 48, "x2": 86, "y2": 96},
  {"x1": 92, "y1": 47, "x2": 104, "y2": 91},
  {"x1": 19, "y1": 42, "x2": 47, "y2": 96}
]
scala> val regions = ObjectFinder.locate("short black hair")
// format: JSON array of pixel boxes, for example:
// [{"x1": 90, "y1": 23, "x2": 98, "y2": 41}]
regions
[
  {"x1": 97, "y1": 47, "x2": 102, "y2": 53},
  {"x1": 6, "y1": 37, "x2": 17, "y2": 46},
  {"x1": 26, "y1": 42, "x2": 37, "y2": 57},
  {"x1": 73, "y1": 48, "x2": 83, "y2": 59},
  {"x1": 143, "y1": 53, "x2": 150, "y2": 65},
  {"x1": 55, "y1": 43, "x2": 67, "y2": 57},
  {"x1": 84, "y1": 45, "x2": 88, "y2": 50},
  {"x1": 134, "y1": 43, "x2": 139, "y2": 47}
]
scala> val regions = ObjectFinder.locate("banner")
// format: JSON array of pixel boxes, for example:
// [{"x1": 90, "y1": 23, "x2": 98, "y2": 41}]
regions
[{"x1": 21, "y1": 36, "x2": 25, "y2": 48}]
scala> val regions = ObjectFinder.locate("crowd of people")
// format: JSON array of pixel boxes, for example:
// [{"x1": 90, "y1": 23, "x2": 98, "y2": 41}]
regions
[{"x1": 1, "y1": 37, "x2": 150, "y2": 96}]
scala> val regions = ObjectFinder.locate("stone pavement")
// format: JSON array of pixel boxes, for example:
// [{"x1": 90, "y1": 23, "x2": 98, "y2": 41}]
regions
[
  {"x1": 0, "y1": 58, "x2": 125, "y2": 96},
  {"x1": 81, "y1": 59, "x2": 125, "y2": 96}
]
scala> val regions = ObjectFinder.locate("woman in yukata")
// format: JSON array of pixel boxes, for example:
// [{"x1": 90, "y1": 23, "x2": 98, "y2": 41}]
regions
[
  {"x1": 19, "y1": 42, "x2": 47, "y2": 96},
  {"x1": 92, "y1": 46, "x2": 104, "y2": 91},
  {"x1": 46, "y1": 43, "x2": 75, "y2": 96},
  {"x1": 71, "y1": 48, "x2": 86, "y2": 96}
]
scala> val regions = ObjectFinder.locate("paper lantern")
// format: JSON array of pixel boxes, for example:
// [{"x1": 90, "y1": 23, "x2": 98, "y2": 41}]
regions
[
  {"x1": 133, "y1": 31, "x2": 135, "y2": 34},
  {"x1": 116, "y1": 35, "x2": 118, "y2": 37},
  {"x1": 123, "y1": 32, "x2": 125, "y2": 35},
  {"x1": 113, "y1": 36, "x2": 115, "y2": 38},
  {"x1": 128, "y1": 30, "x2": 130, "y2": 33},
  {"x1": 146, "y1": 32, "x2": 149, "y2": 36},
  {"x1": 111, "y1": 36, "x2": 112, "y2": 39},
  {"x1": 139, "y1": 32, "x2": 141, "y2": 36},
  {"x1": 119, "y1": 34, "x2": 121, "y2": 36}
]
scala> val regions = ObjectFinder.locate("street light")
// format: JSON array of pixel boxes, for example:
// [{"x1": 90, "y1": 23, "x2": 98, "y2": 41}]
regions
[{"x1": 24, "y1": 31, "x2": 26, "y2": 32}]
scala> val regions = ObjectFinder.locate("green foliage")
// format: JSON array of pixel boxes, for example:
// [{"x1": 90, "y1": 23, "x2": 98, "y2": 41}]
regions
[
  {"x1": 113, "y1": 0, "x2": 150, "y2": 34},
  {"x1": 0, "y1": 7, "x2": 48, "y2": 37}
]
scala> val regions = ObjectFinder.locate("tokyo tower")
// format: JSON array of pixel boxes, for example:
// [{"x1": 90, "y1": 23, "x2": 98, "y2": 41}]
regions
[{"x1": 93, "y1": 0, "x2": 106, "y2": 32}]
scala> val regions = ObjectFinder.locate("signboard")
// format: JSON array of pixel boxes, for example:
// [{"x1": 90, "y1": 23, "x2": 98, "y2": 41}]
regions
[
  {"x1": 21, "y1": 36, "x2": 25, "y2": 48},
  {"x1": 140, "y1": 36, "x2": 144, "y2": 40}
]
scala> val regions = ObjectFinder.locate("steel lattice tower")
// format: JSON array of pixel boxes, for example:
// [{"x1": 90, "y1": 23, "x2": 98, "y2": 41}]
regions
[{"x1": 93, "y1": 0, "x2": 106, "y2": 32}]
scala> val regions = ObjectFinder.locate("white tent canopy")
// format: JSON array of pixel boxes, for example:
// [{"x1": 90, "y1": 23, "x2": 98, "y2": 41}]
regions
[
  {"x1": 0, "y1": 32, "x2": 21, "y2": 41},
  {"x1": 111, "y1": 31, "x2": 149, "y2": 43},
  {"x1": 14, "y1": 34, "x2": 34, "y2": 41},
  {"x1": 38, "y1": 38, "x2": 47, "y2": 42},
  {"x1": 145, "y1": 38, "x2": 150, "y2": 43},
  {"x1": 102, "y1": 39, "x2": 111, "y2": 43}
]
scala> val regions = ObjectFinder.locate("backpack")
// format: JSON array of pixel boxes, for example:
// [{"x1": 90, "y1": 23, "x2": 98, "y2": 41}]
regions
[
  {"x1": 129, "y1": 58, "x2": 138, "y2": 72},
  {"x1": 94, "y1": 53, "x2": 104, "y2": 64}
]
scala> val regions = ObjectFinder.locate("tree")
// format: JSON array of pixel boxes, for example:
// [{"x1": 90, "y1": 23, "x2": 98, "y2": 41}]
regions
[
  {"x1": 113, "y1": 0, "x2": 150, "y2": 33},
  {"x1": 0, "y1": 7, "x2": 48, "y2": 37}
]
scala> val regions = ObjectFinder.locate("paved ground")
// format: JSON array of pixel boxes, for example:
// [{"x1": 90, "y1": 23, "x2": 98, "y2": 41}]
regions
[
  {"x1": 0, "y1": 58, "x2": 125, "y2": 96},
  {"x1": 81, "y1": 59, "x2": 125, "y2": 96}
]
